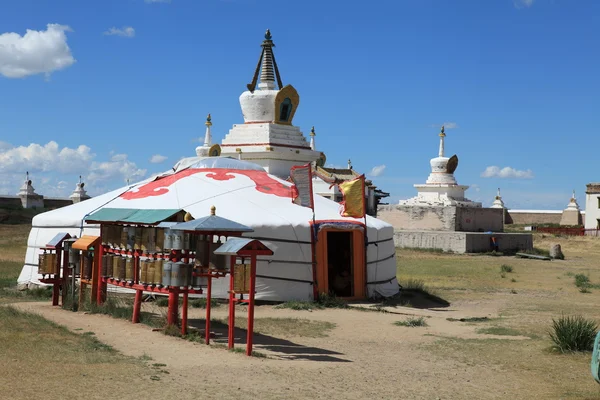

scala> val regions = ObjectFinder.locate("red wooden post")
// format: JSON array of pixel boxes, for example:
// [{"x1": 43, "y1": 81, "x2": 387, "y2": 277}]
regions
[
  {"x1": 205, "y1": 237, "x2": 212, "y2": 345},
  {"x1": 181, "y1": 291, "x2": 188, "y2": 336},
  {"x1": 167, "y1": 287, "x2": 179, "y2": 326},
  {"x1": 228, "y1": 256, "x2": 235, "y2": 349},
  {"x1": 246, "y1": 253, "x2": 257, "y2": 356},
  {"x1": 51, "y1": 247, "x2": 60, "y2": 306},
  {"x1": 96, "y1": 244, "x2": 105, "y2": 305},
  {"x1": 205, "y1": 274, "x2": 212, "y2": 345},
  {"x1": 132, "y1": 289, "x2": 142, "y2": 323}
]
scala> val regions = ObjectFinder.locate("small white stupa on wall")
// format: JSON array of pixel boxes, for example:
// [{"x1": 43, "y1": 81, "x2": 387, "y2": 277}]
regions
[
  {"x1": 219, "y1": 30, "x2": 321, "y2": 179},
  {"x1": 560, "y1": 190, "x2": 583, "y2": 226},
  {"x1": 399, "y1": 126, "x2": 481, "y2": 208}
]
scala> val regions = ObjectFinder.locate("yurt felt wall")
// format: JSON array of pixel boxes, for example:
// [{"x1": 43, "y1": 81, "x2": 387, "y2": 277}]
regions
[{"x1": 18, "y1": 158, "x2": 399, "y2": 300}]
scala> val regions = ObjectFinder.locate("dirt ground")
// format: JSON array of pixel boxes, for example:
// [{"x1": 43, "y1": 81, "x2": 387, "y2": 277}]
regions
[{"x1": 3, "y1": 228, "x2": 600, "y2": 399}]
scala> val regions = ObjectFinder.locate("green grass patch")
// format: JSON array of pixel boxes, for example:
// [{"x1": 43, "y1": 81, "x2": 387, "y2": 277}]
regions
[
  {"x1": 394, "y1": 316, "x2": 428, "y2": 327},
  {"x1": 476, "y1": 326, "x2": 523, "y2": 336},
  {"x1": 275, "y1": 300, "x2": 324, "y2": 311}
]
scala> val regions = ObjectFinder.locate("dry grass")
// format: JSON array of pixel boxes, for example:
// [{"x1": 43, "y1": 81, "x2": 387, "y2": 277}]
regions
[
  {"x1": 224, "y1": 316, "x2": 336, "y2": 338},
  {"x1": 0, "y1": 305, "x2": 157, "y2": 399},
  {"x1": 399, "y1": 233, "x2": 600, "y2": 398}
]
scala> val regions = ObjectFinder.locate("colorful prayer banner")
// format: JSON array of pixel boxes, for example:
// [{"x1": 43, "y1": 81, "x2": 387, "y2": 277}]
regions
[
  {"x1": 290, "y1": 164, "x2": 314, "y2": 209},
  {"x1": 339, "y1": 175, "x2": 366, "y2": 218}
]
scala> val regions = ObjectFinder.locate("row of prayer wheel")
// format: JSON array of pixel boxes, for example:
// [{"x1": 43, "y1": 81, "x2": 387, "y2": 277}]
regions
[
  {"x1": 101, "y1": 254, "x2": 208, "y2": 288},
  {"x1": 101, "y1": 225, "x2": 210, "y2": 253}
]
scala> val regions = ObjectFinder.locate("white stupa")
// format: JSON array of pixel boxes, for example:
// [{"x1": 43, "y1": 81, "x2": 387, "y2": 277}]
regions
[
  {"x1": 560, "y1": 190, "x2": 583, "y2": 226},
  {"x1": 69, "y1": 176, "x2": 90, "y2": 203},
  {"x1": 17, "y1": 172, "x2": 43, "y2": 209},
  {"x1": 491, "y1": 188, "x2": 505, "y2": 209},
  {"x1": 220, "y1": 29, "x2": 321, "y2": 179},
  {"x1": 399, "y1": 126, "x2": 481, "y2": 208}
]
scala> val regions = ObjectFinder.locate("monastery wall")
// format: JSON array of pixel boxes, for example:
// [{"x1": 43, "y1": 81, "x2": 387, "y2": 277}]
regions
[
  {"x1": 0, "y1": 196, "x2": 24, "y2": 208},
  {"x1": 506, "y1": 211, "x2": 562, "y2": 225},
  {"x1": 377, "y1": 205, "x2": 503, "y2": 232},
  {"x1": 393, "y1": 231, "x2": 533, "y2": 254}
]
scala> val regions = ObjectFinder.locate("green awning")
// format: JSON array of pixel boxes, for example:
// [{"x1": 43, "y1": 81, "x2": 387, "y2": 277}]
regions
[{"x1": 85, "y1": 208, "x2": 182, "y2": 225}]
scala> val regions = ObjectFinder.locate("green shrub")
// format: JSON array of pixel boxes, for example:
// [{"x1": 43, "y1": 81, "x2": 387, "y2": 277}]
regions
[
  {"x1": 549, "y1": 315, "x2": 598, "y2": 352},
  {"x1": 500, "y1": 264, "x2": 513, "y2": 273},
  {"x1": 317, "y1": 293, "x2": 348, "y2": 309},
  {"x1": 394, "y1": 316, "x2": 428, "y2": 327},
  {"x1": 574, "y1": 274, "x2": 590, "y2": 288}
]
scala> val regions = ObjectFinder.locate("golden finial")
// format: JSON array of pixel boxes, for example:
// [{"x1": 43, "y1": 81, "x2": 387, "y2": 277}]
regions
[
  {"x1": 210, "y1": 205, "x2": 216, "y2": 216},
  {"x1": 310, "y1": 126, "x2": 315, "y2": 136},
  {"x1": 205, "y1": 113, "x2": 212, "y2": 127},
  {"x1": 184, "y1": 211, "x2": 194, "y2": 222},
  {"x1": 439, "y1": 125, "x2": 446, "y2": 137}
]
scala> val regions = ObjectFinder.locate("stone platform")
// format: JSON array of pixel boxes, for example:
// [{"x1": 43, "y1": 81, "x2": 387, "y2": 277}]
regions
[{"x1": 393, "y1": 230, "x2": 533, "y2": 254}]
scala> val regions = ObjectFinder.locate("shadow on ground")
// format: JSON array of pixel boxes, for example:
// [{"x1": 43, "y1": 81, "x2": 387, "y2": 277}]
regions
[
  {"x1": 187, "y1": 318, "x2": 351, "y2": 363},
  {"x1": 377, "y1": 289, "x2": 451, "y2": 310}
]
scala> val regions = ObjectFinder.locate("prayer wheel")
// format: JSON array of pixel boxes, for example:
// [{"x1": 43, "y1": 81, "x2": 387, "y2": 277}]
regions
[
  {"x1": 140, "y1": 259, "x2": 148, "y2": 284},
  {"x1": 101, "y1": 254, "x2": 109, "y2": 277},
  {"x1": 134, "y1": 228, "x2": 143, "y2": 250},
  {"x1": 171, "y1": 231, "x2": 183, "y2": 251},
  {"x1": 147, "y1": 260, "x2": 156, "y2": 286},
  {"x1": 126, "y1": 226, "x2": 135, "y2": 251},
  {"x1": 112, "y1": 255, "x2": 119, "y2": 278},
  {"x1": 162, "y1": 261, "x2": 172, "y2": 287},
  {"x1": 117, "y1": 256, "x2": 126, "y2": 280},
  {"x1": 101, "y1": 226, "x2": 108, "y2": 245},
  {"x1": 119, "y1": 226, "x2": 128, "y2": 249},
  {"x1": 163, "y1": 229, "x2": 173, "y2": 250},
  {"x1": 192, "y1": 268, "x2": 208, "y2": 287},
  {"x1": 83, "y1": 253, "x2": 93, "y2": 280},
  {"x1": 170, "y1": 261, "x2": 183, "y2": 287},
  {"x1": 155, "y1": 229, "x2": 164, "y2": 253},
  {"x1": 154, "y1": 259, "x2": 163, "y2": 285},
  {"x1": 125, "y1": 256, "x2": 134, "y2": 282},
  {"x1": 38, "y1": 253, "x2": 48, "y2": 274}
]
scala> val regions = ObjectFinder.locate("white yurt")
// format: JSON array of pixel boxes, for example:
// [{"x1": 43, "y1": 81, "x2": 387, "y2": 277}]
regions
[{"x1": 18, "y1": 157, "x2": 398, "y2": 301}]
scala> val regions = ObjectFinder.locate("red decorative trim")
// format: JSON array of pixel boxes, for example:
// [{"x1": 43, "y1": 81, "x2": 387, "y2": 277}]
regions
[
  {"x1": 121, "y1": 168, "x2": 294, "y2": 200},
  {"x1": 221, "y1": 142, "x2": 312, "y2": 150}
]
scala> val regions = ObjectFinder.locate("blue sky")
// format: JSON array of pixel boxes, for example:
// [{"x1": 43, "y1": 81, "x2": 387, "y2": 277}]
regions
[{"x1": 0, "y1": 0, "x2": 598, "y2": 209}]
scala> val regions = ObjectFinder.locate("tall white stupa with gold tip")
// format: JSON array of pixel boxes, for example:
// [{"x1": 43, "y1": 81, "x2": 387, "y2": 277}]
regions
[
  {"x1": 399, "y1": 126, "x2": 481, "y2": 208},
  {"x1": 219, "y1": 29, "x2": 321, "y2": 179}
]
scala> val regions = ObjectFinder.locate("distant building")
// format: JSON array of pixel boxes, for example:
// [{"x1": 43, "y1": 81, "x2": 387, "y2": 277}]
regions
[{"x1": 585, "y1": 183, "x2": 600, "y2": 230}]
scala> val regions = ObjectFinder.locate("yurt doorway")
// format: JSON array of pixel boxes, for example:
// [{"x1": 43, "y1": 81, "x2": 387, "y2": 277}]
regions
[{"x1": 315, "y1": 227, "x2": 365, "y2": 299}]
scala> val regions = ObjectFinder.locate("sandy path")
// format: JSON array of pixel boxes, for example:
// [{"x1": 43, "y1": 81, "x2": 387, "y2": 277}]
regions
[{"x1": 11, "y1": 299, "x2": 555, "y2": 400}]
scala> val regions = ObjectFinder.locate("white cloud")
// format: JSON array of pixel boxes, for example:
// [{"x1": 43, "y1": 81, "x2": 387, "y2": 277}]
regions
[
  {"x1": 0, "y1": 141, "x2": 94, "y2": 173},
  {"x1": 87, "y1": 154, "x2": 146, "y2": 186},
  {"x1": 0, "y1": 24, "x2": 76, "y2": 79},
  {"x1": 514, "y1": 0, "x2": 534, "y2": 9},
  {"x1": 103, "y1": 26, "x2": 135, "y2": 38},
  {"x1": 0, "y1": 140, "x2": 146, "y2": 196},
  {"x1": 471, "y1": 184, "x2": 481, "y2": 192},
  {"x1": 368, "y1": 165, "x2": 386, "y2": 177},
  {"x1": 150, "y1": 154, "x2": 167, "y2": 164},
  {"x1": 480, "y1": 166, "x2": 534, "y2": 179}
]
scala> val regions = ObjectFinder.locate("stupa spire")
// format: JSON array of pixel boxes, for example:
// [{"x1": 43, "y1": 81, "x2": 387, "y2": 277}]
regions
[
  {"x1": 310, "y1": 126, "x2": 316, "y2": 150},
  {"x1": 438, "y1": 126, "x2": 446, "y2": 157},
  {"x1": 203, "y1": 113, "x2": 212, "y2": 147},
  {"x1": 247, "y1": 29, "x2": 283, "y2": 92}
]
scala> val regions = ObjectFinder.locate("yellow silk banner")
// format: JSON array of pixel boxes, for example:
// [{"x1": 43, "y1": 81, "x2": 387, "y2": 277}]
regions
[{"x1": 339, "y1": 175, "x2": 365, "y2": 218}]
